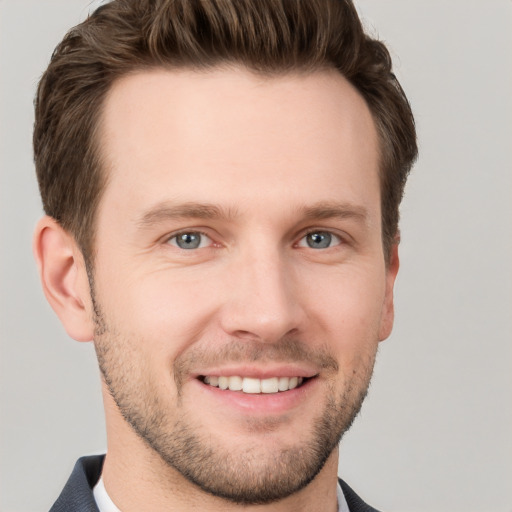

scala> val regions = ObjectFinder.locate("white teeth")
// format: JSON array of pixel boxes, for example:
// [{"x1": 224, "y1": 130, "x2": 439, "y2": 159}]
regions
[
  {"x1": 289, "y1": 377, "x2": 299, "y2": 390},
  {"x1": 228, "y1": 376, "x2": 243, "y2": 391},
  {"x1": 278, "y1": 377, "x2": 290, "y2": 391},
  {"x1": 202, "y1": 375, "x2": 306, "y2": 393},
  {"x1": 242, "y1": 377, "x2": 261, "y2": 394},
  {"x1": 260, "y1": 377, "x2": 279, "y2": 394},
  {"x1": 218, "y1": 376, "x2": 229, "y2": 390}
]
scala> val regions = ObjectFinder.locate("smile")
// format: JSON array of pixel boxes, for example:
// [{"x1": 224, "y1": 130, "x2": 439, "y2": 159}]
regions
[{"x1": 201, "y1": 375, "x2": 308, "y2": 394}]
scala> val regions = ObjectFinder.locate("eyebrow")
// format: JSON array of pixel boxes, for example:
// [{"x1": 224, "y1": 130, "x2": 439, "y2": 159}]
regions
[
  {"x1": 136, "y1": 201, "x2": 239, "y2": 229},
  {"x1": 136, "y1": 199, "x2": 369, "y2": 229},
  {"x1": 300, "y1": 201, "x2": 369, "y2": 224}
]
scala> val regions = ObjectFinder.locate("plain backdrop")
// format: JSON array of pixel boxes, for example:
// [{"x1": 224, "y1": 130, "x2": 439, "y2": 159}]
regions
[{"x1": 1, "y1": 1, "x2": 511, "y2": 511}]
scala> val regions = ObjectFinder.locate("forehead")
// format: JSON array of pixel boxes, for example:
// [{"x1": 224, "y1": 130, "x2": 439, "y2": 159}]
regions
[{"x1": 97, "y1": 66, "x2": 380, "y2": 221}]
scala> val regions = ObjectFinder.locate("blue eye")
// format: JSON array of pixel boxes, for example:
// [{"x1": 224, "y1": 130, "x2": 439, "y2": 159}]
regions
[
  {"x1": 168, "y1": 232, "x2": 211, "y2": 250},
  {"x1": 298, "y1": 231, "x2": 341, "y2": 249}
]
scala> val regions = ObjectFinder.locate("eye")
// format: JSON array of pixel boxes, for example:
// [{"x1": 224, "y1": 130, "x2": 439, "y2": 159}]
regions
[
  {"x1": 298, "y1": 231, "x2": 342, "y2": 249},
  {"x1": 168, "y1": 231, "x2": 212, "y2": 250}
]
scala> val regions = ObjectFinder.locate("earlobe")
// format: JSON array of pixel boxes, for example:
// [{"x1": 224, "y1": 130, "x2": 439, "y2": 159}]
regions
[
  {"x1": 378, "y1": 242, "x2": 400, "y2": 342},
  {"x1": 33, "y1": 216, "x2": 94, "y2": 342}
]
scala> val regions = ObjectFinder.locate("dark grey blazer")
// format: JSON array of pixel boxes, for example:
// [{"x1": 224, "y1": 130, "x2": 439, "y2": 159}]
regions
[{"x1": 49, "y1": 455, "x2": 381, "y2": 512}]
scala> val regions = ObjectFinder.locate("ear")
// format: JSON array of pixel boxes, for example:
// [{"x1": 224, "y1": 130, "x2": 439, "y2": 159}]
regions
[
  {"x1": 33, "y1": 216, "x2": 94, "y2": 342},
  {"x1": 378, "y1": 241, "x2": 400, "y2": 342}
]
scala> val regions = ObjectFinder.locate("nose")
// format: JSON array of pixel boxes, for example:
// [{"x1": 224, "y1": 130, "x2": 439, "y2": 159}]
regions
[{"x1": 218, "y1": 246, "x2": 305, "y2": 343}]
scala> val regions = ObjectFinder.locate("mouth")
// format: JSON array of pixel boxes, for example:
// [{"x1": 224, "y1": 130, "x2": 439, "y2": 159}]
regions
[{"x1": 199, "y1": 375, "x2": 313, "y2": 394}]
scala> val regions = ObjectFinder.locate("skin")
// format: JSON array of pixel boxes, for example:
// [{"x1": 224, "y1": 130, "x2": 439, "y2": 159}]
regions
[{"x1": 34, "y1": 67, "x2": 399, "y2": 512}]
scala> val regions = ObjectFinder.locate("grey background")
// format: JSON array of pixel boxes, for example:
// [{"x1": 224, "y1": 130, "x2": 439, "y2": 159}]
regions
[{"x1": 1, "y1": 1, "x2": 511, "y2": 511}]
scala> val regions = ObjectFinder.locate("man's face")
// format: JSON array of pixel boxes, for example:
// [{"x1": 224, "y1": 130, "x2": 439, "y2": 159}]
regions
[{"x1": 90, "y1": 67, "x2": 397, "y2": 503}]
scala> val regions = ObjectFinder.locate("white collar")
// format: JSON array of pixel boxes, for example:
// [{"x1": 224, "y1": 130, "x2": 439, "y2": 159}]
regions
[{"x1": 93, "y1": 476, "x2": 121, "y2": 512}]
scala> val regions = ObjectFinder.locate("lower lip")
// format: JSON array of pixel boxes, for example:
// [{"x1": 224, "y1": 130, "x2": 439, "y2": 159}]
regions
[{"x1": 192, "y1": 377, "x2": 318, "y2": 414}]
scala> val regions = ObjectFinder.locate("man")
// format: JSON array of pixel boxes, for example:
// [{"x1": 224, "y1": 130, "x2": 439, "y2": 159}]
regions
[{"x1": 32, "y1": 0, "x2": 417, "y2": 510}]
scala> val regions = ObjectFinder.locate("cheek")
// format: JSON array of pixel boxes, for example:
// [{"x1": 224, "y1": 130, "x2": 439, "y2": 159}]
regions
[
  {"x1": 99, "y1": 269, "x2": 220, "y2": 352},
  {"x1": 301, "y1": 264, "x2": 386, "y2": 347}
]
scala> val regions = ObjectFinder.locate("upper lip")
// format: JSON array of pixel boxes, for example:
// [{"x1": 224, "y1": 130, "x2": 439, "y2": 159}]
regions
[{"x1": 192, "y1": 364, "x2": 320, "y2": 380}]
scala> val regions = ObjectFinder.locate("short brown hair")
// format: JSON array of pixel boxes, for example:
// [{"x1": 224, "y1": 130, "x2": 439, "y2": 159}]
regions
[{"x1": 34, "y1": 0, "x2": 417, "y2": 263}]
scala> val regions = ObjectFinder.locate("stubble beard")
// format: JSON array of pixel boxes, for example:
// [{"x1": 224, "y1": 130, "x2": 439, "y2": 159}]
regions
[{"x1": 91, "y1": 293, "x2": 377, "y2": 505}]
